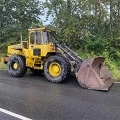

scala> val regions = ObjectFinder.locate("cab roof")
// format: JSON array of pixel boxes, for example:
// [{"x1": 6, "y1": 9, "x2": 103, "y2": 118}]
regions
[{"x1": 28, "y1": 27, "x2": 55, "y2": 32}]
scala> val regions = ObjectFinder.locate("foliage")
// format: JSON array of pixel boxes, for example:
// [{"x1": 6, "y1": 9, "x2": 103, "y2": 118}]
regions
[
  {"x1": 0, "y1": 0, "x2": 43, "y2": 44},
  {"x1": 76, "y1": 49, "x2": 120, "y2": 79},
  {"x1": 0, "y1": 61, "x2": 6, "y2": 69},
  {"x1": 0, "y1": 0, "x2": 120, "y2": 78},
  {"x1": 42, "y1": 0, "x2": 120, "y2": 54},
  {"x1": 42, "y1": 0, "x2": 120, "y2": 78}
]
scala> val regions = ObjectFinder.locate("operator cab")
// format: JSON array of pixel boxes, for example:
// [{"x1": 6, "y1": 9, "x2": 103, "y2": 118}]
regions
[
  {"x1": 29, "y1": 28, "x2": 56, "y2": 45},
  {"x1": 22, "y1": 28, "x2": 56, "y2": 49}
]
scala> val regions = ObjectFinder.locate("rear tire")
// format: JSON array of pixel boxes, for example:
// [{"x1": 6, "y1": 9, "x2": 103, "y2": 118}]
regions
[
  {"x1": 44, "y1": 55, "x2": 69, "y2": 83},
  {"x1": 7, "y1": 55, "x2": 27, "y2": 77}
]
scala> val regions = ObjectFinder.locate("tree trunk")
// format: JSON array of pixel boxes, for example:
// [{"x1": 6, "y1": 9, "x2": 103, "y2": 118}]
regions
[
  {"x1": 94, "y1": 0, "x2": 99, "y2": 33},
  {"x1": 110, "y1": 0, "x2": 113, "y2": 40},
  {"x1": 118, "y1": 0, "x2": 120, "y2": 17},
  {"x1": 0, "y1": 6, "x2": 3, "y2": 43},
  {"x1": 66, "y1": 0, "x2": 72, "y2": 47}
]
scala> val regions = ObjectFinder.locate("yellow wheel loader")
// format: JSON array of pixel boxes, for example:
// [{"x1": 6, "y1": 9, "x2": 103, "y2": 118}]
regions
[{"x1": 1, "y1": 27, "x2": 114, "y2": 90}]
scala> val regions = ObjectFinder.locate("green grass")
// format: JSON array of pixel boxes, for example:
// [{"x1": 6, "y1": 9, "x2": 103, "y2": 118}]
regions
[
  {"x1": 0, "y1": 61, "x2": 7, "y2": 69},
  {"x1": 76, "y1": 49, "x2": 120, "y2": 80},
  {"x1": 0, "y1": 53, "x2": 7, "y2": 69},
  {"x1": 0, "y1": 51, "x2": 120, "y2": 81}
]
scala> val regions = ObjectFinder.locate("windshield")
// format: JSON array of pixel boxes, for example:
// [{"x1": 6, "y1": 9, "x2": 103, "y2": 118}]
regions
[
  {"x1": 48, "y1": 32, "x2": 56, "y2": 42},
  {"x1": 42, "y1": 31, "x2": 56, "y2": 44}
]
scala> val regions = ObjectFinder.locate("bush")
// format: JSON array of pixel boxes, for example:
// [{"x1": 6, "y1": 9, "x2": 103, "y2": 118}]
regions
[{"x1": 76, "y1": 49, "x2": 120, "y2": 79}]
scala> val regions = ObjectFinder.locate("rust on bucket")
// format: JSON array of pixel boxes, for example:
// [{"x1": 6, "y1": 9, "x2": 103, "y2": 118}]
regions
[{"x1": 75, "y1": 57, "x2": 114, "y2": 90}]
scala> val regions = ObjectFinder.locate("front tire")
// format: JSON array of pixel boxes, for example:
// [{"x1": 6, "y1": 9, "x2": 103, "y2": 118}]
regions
[
  {"x1": 44, "y1": 55, "x2": 69, "y2": 83},
  {"x1": 7, "y1": 55, "x2": 27, "y2": 77}
]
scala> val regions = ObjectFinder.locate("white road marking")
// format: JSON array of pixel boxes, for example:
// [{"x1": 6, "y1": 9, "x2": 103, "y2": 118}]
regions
[
  {"x1": 114, "y1": 82, "x2": 120, "y2": 83},
  {"x1": 0, "y1": 108, "x2": 32, "y2": 120}
]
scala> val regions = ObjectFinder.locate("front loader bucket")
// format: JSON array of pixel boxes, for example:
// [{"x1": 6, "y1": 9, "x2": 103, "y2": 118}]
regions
[{"x1": 75, "y1": 57, "x2": 114, "y2": 90}]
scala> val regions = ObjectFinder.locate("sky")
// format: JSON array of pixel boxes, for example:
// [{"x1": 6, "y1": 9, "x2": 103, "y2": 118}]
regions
[{"x1": 39, "y1": 0, "x2": 52, "y2": 25}]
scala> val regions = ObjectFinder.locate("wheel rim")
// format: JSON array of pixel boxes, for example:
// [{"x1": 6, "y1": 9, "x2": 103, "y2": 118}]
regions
[
  {"x1": 49, "y1": 62, "x2": 61, "y2": 77},
  {"x1": 13, "y1": 62, "x2": 18, "y2": 70}
]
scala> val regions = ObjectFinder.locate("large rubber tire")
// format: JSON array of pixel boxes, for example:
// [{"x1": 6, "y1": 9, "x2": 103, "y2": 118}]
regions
[
  {"x1": 30, "y1": 68, "x2": 43, "y2": 75},
  {"x1": 7, "y1": 55, "x2": 27, "y2": 77},
  {"x1": 44, "y1": 55, "x2": 69, "y2": 83}
]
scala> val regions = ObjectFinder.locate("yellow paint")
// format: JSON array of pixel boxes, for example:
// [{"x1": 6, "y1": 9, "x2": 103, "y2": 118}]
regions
[
  {"x1": 13, "y1": 63, "x2": 18, "y2": 69},
  {"x1": 1, "y1": 57, "x2": 4, "y2": 63},
  {"x1": 49, "y1": 62, "x2": 61, "y2": 77},
  {"x1": 5, "y1": 27, "x2": 56, "y2": 70}
]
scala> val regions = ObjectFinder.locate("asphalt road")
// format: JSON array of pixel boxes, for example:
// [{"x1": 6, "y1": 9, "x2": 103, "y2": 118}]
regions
[{"x1": 0, "y1": 70, "x2": 120, "y2": 120}]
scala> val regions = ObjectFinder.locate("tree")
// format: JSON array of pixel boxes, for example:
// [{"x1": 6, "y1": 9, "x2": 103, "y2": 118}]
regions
[{"x1": 0, "y1": 0, "x2": 42, "y2": 44}]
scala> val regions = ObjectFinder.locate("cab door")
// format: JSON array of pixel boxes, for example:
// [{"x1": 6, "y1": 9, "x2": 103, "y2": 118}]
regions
[{"x1": 29, "y1": 30, "x2": 42, "y2": 57}]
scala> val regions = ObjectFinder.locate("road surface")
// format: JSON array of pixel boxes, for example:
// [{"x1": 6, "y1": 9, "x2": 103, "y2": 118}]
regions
[{"x1": 0, "y1": 70, "x2": 120, "y2": 120}]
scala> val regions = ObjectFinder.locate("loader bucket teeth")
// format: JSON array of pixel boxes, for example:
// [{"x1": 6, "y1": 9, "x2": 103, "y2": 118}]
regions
[{"x1": 75, "y1": 57, "x2": 114, "y2": 91}]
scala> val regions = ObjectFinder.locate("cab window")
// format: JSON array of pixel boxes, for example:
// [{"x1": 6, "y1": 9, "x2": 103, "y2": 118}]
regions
[
  {"x1": 30, "y1": 32, "x2": 35, "y2": 44},
  {"x1": 35, "y1": 31, "x2": 42, "y2": 44},
  {"x1": 42, "y1": 31, "x2": 48, "y2": 44},
  {"x1": 48, "y1": 32, "x2": 56, "y2": 42}
]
